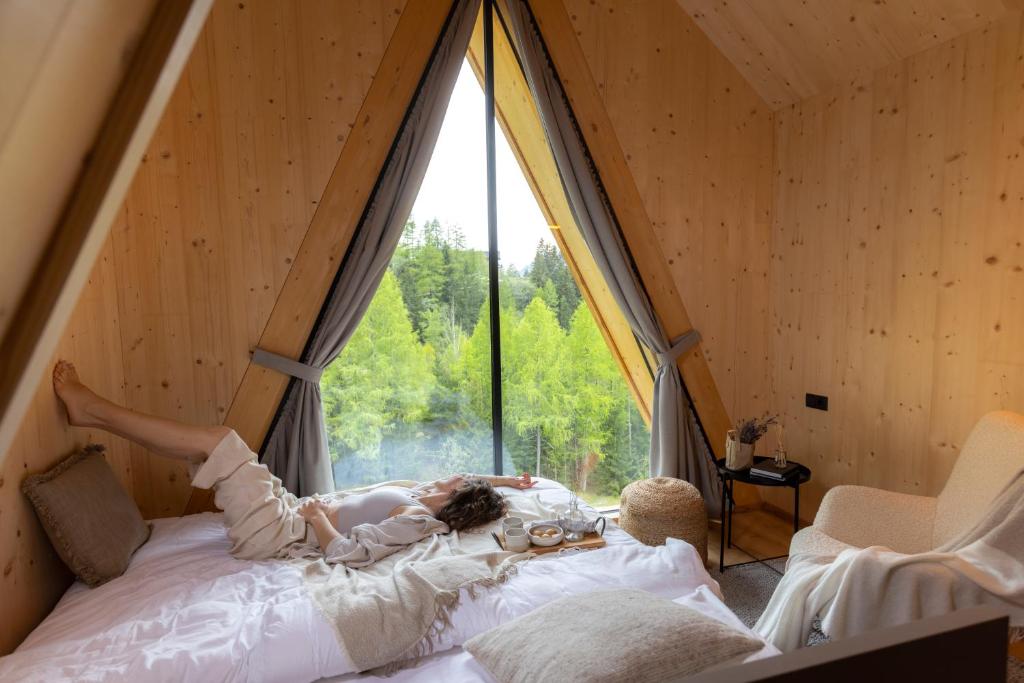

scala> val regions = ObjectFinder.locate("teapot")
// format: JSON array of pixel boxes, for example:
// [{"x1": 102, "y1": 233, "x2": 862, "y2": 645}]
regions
[{"x1": 558, "y1": 494, "x2": 606, "y2": 542}]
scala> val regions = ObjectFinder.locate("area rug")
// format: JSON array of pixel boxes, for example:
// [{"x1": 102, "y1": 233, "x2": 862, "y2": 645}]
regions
[
  {"x1": 717, "y1": 559, "x2": 1022, "y2": 680},
  {"x1": 717, "y1": 558, "x2": 787, "y2": 630}
]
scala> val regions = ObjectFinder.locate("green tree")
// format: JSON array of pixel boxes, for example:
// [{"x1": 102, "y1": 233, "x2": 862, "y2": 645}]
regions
[
  {"x1": 456, "y1": 301, "x2": 494, "y2": 425},
  {"x1": 322, "y1": 216, "x2": 652, "y2": 500},
  {"x1": 537, "y1": 279, "x2": 559, "y2": 312},
  {"x1": 503, "y1": 296, "x2": 572, "y2": 479},
  {"x1": 441, "y1": 224, "x2": 488, "y2": 333},
  {"x1": 499, "y1": 263, "x2": 536, "y2": 313},
  {"x1": 528, "y1": 240, "x2": 580, "y2": 328},
  {"x1": 562, "y1": 303, "x2": 619, "y2": 488},
  {"x1": 592, "y1": 395, "x2": 650, "y2": 495},
  {"x1": 321, "y1": 271, "x2": 435, "y2": 460},
  {"x1": 455, "y1": 298, "x2": 519, "y2": 425},
  {"x1": 392, "y1": 219, "x2": 446, "y2": 339}
]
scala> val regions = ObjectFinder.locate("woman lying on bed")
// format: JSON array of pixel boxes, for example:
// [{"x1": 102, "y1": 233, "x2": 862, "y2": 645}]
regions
[{"x1": 52, "y1": 360, "x2": 534, "y2": 565}]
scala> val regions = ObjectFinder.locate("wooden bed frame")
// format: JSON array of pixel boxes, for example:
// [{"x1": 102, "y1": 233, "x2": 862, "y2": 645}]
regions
[{"x1": 690, "y1": 607, "x2": 1010, "y2": 682}]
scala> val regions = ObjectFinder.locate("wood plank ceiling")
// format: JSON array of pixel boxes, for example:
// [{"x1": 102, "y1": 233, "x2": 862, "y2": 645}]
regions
[{"x1": 677, "y1": 0, "x2": 1023, "y2": 109}]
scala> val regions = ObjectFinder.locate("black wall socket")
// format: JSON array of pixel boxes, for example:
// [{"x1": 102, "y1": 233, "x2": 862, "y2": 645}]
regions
[{"x1": 805, "y1": 393, "x2": 829, "y2": 411}]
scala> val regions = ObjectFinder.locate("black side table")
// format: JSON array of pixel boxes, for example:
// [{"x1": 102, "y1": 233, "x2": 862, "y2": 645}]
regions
[{"x1": 714, "y1": 456, "x2": 811, "y2": 572}]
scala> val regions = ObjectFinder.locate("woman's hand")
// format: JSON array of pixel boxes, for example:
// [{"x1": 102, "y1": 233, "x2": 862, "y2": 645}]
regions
[
  {"x1": 299, "y1": 498, "x2": 342, "y2": 552},
  {"x1": 508, "y1": 472, "x2": 535, "y2": 489},
  {"x1": 298, "y1": 498, "x2": 328, "y2": 521}
]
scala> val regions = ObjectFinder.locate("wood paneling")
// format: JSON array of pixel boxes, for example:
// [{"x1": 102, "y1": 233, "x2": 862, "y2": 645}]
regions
[
  {"x1": 0, "y1": 239, "x2": 132, "y2": 654},
  {"x1": 527, "y1": 0, "x2": 755, "y2": 482},
  {"x1": 563, "y1": 0, "x2": 775, "y2": 468},
  {"x1": 0, "y1": 0, "x2": 213, "y2": 481},
  {"x1": 116, "y1": 0, "x2": 405, "y2": 519},
  {"x1": 677, "y1": 0, "x2": 1021, "y2": 109},
  {"x1": 0, "y1": 0, "x2": 406, "y2": 653},
  {"x1": 0, "y1": 1, "x2": 155, "y2": 344},
  {"x1": 184, "y1": 0, "x2": 455, "y2": 516},
  {"x1": 767, "y1": 12, "x2": 1024, "y2": 519}
]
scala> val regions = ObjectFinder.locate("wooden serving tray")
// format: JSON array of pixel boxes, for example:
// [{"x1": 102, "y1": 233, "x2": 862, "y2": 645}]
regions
[{"x1": 497, "y1": 530, "x2": 607, "y2": 555}]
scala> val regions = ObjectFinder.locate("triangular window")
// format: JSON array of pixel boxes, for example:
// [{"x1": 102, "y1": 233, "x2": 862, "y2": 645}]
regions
[{"x1": 321, "y1": 7, "x2": 651, "y2": 507}]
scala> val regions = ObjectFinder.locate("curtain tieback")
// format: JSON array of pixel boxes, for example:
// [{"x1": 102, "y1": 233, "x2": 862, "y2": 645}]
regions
[
  {"x1": 655, "y1": 329, "x2": 701, "y2": 368},
  {"x1": 252, "y1": 348, "x2": 323, "y2": 383}
]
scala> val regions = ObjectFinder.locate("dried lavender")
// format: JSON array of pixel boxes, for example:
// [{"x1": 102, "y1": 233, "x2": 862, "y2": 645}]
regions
[{"x1": 736, "y1": 415, "x2": 778, "y2": 445}]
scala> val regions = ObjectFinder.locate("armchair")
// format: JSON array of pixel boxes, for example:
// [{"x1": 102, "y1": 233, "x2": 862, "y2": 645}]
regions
[{"x1": 791, "y1": 410, "x2": 1024, "y2": 558}]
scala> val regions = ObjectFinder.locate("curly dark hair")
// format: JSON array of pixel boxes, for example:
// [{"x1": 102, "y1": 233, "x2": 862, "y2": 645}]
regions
[{"x1": 435, "y1": 478, "x2": 508, "y2": 531}]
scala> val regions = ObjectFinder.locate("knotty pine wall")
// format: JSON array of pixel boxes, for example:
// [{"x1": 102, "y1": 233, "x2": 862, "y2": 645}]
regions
[
  {"x1": 0, "y1": 0, "x2": 404, "y2": 654},
  {"x1": 566, "y1": 2, "x2": 1024, "y2": 522},
  {"x1": 0, "y1": 1, "x2": 156, "y2": 345},
  {"x1": 565, "y1": 0, "x2": 775, "y2": 436},
  {"x1": 765, "y1": 12, "x2": 1024, "y2": 517}
]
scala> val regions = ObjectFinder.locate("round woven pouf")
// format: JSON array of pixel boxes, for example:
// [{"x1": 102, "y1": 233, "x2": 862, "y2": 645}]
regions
[{"x1": 619, "y1": 477, "x2": 708, "y2": 565}]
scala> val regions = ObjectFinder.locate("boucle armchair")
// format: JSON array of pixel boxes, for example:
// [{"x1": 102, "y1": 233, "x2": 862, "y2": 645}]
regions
[{"x1": 791, "y1": 410, "x2": 1024, "y2": 558}]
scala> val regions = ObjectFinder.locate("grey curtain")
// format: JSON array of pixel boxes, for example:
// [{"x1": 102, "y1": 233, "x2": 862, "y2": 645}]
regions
[
  {"x1": 503, "y1": 0, "x2": 722, "y2": 516},
  {"x1": 260, "y1": 0, "x2": 481, "y2": 497}
]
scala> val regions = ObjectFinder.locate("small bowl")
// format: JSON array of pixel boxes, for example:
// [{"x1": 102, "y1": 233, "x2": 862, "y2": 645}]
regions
[{"x1": 528, "y1": 523, "x2": 564, "y2": 547}]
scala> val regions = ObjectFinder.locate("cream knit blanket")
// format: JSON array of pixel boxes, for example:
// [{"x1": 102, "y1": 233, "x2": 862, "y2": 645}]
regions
[
  {"x1": 756, "y1": 469, "x2": 1024, "y2": 651},
  {"x1": 299, "y1": 483, "x2": 530, "y2": 673}
]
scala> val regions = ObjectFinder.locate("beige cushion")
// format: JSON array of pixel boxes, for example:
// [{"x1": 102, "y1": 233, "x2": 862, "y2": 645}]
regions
[
  {"x1": 934, "y1": 411, "x2": 1024, "y2": 547},
  {"x1": 464, "y1": 589, "x2": 762, "y2": 683},
  {"x1": 811, "y1": 485, "x2": 937, "y2": 554},
  {"x1": 22, "y1": 445, "x2": 150, "y2": 586},
  {"x1": 790, "y1": 525, "x2": 856, "y2": 559}
]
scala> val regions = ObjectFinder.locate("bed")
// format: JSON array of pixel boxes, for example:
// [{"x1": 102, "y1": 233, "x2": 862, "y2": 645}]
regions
[{"x1": 0, "y1": 478, "x2": 778, "y2": 682}]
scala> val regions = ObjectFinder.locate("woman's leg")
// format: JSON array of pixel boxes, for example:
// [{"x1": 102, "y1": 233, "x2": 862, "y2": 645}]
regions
[{"x1": 53, "y1": 360, "x2": 230, "y2": 464}]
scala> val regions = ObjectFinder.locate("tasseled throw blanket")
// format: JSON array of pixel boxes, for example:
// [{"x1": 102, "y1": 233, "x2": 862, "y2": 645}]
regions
[
  {"x1": 297, "y1": 482, "x2": 530, "y2": 673},
  {"x1": 756, "y1": 469, "x2": 1024, "y2": 651}
]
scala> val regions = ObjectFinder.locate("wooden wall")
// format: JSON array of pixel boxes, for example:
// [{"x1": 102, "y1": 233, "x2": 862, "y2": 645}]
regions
[
  {"x1": 0, "y1": 1, "x2": 156, "y2": 345},
  {"x1": 677, "y1": 0, "x2": 1019, "y2": 109},
  {"x1": 564, "y1": 0, "x2": 775, "y2": 439},
  {"x1": 766, "y1": 11, "x2": 1024, "y2": 517},
  {"x1": 564, "y1": 1, "x2": 1024, "y2": 524},
  {"x1": 111, "y1": 0, "x2": 404, "y2": 519},
  {"x1": 0, "y1": 0, "x2": 404, "y2": 654}
]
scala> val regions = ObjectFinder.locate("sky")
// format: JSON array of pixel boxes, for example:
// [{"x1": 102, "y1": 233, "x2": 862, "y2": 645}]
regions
[{"x1": 408, "y1": 61, "x2": 556, "y2": 270}]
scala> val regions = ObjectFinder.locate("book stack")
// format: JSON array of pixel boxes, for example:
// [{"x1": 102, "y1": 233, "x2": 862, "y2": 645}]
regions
[{"x1": 750, "y1": 461, "x2": 799, "y2": 481}]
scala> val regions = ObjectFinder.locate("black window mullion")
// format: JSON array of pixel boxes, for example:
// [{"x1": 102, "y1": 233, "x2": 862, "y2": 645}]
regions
[{"x1": 483, "y1": 0, "x2": 503, "y2": 476}]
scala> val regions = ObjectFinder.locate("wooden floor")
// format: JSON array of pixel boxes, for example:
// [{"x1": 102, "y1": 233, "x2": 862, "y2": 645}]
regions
[{"x1": 707, "y1": 507, "x2": 796, "y2": 573}]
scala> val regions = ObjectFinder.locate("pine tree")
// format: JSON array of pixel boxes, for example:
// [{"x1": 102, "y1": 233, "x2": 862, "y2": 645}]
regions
[
  {"x1": 321, "y1": 271, "x2": 434, "y2": 466},
  {"x1": 322, "y1": 217, "x2": 650, "y2": 499},
  {"x1": 503, "y1": 296, "x2": 572, "y2": 479},
  {"x1": 562, "y1": 303, "x2": 617, "y2": 487}
]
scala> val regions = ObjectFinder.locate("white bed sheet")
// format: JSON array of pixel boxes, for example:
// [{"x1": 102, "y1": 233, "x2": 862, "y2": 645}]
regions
[
  {"x1": 0, "y1": 479, "x2": 778, "y2": 682},
  {"x1": 333, "y1": 586, "x2": 773, "y2": 682}
]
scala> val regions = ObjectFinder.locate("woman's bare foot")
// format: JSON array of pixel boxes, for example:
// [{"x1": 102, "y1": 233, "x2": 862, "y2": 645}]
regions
[{"x1": 53, "y1": 360, "x2": 104, "y2": 428}]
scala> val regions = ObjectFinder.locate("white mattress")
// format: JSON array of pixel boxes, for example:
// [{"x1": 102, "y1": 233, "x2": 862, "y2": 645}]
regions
[{"x1": 1, "y1": 479, "x2": 777, "y2": 682}]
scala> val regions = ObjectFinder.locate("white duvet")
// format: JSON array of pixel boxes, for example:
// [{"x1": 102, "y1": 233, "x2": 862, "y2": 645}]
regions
[{"x1": 1, "y1": 480, "x2": 777, "y2": 682}]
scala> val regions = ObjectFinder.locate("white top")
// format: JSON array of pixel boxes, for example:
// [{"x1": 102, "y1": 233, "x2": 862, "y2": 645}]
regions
[{"x1": 334, "y1": 486, "x2": 422, "y2": 535}]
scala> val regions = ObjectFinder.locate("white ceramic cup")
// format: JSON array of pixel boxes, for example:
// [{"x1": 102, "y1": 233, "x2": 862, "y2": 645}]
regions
[
  {"x1": 504, "y1": 527, "x2": 530, "y2": 552},
  {"x1": 501, "y1": 516, "x2": 524, "y2": 534}
]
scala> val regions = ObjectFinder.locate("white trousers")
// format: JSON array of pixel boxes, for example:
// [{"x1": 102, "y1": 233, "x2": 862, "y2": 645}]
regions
[{"x1": 190, "y1": 430, "x2": 312, "y2": 560}]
